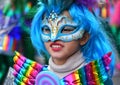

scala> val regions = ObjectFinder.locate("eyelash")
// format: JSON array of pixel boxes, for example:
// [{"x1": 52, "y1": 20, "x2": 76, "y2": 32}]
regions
[
  {"x1": 42, "y1": 25, "x2": 76, "y2": 34},
  {"x1": 61, "y1": 26, "x2": 76, "y2": 34},
  {"x1": 42, "y1": 26, "x2": 50, "y2": 34}
]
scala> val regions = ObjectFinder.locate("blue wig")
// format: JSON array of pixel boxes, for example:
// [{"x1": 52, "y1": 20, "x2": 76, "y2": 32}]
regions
[{"x1": 31, "y1": 0, "x2": 115, "y2": 76}]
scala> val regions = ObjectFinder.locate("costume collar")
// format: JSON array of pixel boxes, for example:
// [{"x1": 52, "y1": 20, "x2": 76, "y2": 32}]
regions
[{"x1": 48, "y1": 51, "x2": 86, "y2": 78}]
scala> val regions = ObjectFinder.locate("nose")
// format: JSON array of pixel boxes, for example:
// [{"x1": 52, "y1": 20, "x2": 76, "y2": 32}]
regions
[
  {"x1": 50, "y1": 36, "x2": 57, "y2": 42},
  {"x1": 51, "y1": 24, "x2": 59, "y2": 41}
]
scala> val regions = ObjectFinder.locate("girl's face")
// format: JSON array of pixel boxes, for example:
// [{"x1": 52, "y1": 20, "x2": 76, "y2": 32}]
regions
[{"x1": 43, "y1": 11, "x2": 86, "y2": 65}]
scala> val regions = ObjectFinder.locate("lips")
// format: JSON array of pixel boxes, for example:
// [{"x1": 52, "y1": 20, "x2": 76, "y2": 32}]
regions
[{"x1": 50, "y1": 42, "x2": 64, "y2": 51}]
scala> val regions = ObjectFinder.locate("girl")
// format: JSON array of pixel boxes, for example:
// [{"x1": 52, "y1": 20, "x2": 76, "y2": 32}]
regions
[{"x1": 13, "y1": 0, "x2": 115, "y2": 85}]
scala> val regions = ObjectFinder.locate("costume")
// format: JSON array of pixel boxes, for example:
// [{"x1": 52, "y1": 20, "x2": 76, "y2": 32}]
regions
[{"x1": 13, "y1": 51, "x2": 112, "y2": 85}]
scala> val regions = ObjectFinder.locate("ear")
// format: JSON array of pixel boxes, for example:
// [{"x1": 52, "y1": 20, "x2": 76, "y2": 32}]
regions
[{"x1": 79, "y1": 32, "x2": 90, "y2": 46}]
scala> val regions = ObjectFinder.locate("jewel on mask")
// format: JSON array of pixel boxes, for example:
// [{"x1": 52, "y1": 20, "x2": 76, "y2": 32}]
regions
[{"x1": 49, "y1": 10, "x2": 58, "y2": 21}]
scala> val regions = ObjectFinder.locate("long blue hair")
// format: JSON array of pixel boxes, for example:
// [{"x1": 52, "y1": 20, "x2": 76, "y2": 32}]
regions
[{"x1": 31, "y1": 0, "x2": 115, "y2": 76}]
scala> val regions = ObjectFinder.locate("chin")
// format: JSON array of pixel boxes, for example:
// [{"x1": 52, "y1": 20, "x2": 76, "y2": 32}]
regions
[{"x1": 51, "y1": 54, "x2": 64, "y2": 59}]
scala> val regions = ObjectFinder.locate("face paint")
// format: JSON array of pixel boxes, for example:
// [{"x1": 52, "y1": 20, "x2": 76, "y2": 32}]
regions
[{"x1": 41, "y1": 11, "x2": 85, "y2": 42}]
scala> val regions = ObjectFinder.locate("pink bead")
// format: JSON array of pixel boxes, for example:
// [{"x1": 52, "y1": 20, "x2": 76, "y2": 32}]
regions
[
  {"x1": 87, "y1": 73, "x2": 92, "y2": 80},
  {"x1": 13, "y1": 71, "x2": 18, "y2": 77},
  {"x1": 33, "y1": 63, "x2": 42, "y2": 72},
  {"x1": 29, "y1": 79, "x2": 35, "y2": 84},
  {"x1": 14, "y1": 64, "x2": 21, "y2": 72},
  {"x1": 88, "y1": 81, "x2": 96, "y2": 85},
  {"x1": 103, "y1": 52, "x2": 112, "y2": 66},
  {"x1": 31, "y1": 70, "x2": 39, "y2": 78},
  {"x1": 104, "y1": 57, "x2": 111, "y2": 66},
  {"x1": 20, "y1": 55, "x2": 26, "y2": 62},
  {"x1": 16, "y1": 59, "x2": 24, "y2": 67}
]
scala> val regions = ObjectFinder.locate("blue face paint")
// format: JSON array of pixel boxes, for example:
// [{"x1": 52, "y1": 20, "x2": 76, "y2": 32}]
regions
[{"x1": 41, "y1": 11, "x2": 85, "y2": 42}]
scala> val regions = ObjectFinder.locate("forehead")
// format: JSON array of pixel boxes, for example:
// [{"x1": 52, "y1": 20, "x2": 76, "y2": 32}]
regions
[{"x1": 62, "y1": 11, "x2": 71, "y2": 19}]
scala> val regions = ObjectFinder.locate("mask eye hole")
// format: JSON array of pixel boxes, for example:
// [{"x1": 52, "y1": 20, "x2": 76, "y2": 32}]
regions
[
  {"x1": 61, "y1": 26, "x2": 76, "y2": 34},
  {"x1": 42, "y1": 26, "x2": 50, "y2": 34}
]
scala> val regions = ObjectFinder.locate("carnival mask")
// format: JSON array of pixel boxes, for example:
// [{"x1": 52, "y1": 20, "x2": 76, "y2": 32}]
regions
[{"x1": 41, "y1": 11, "x2": 85, "y2": 42}]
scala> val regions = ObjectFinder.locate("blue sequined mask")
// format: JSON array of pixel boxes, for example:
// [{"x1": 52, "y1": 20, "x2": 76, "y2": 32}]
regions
[{"x1": 41, "y1": 11, "x2": 85, "y2": 42}]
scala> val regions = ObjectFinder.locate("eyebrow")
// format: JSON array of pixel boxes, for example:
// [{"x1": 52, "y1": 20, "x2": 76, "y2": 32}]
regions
[{"x1": 57, "y1": 16, "x2": 74, "y2": 26}]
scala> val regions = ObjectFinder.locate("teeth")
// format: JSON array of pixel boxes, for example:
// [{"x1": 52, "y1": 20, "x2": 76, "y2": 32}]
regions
[{"x1": 52, "y1": 45, "x2": 61, "y2": 48}]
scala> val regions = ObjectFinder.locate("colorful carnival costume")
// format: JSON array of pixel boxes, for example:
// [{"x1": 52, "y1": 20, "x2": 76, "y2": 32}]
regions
[{"x1": 13, "y1": 51, "x2": 112, "y2": 85}]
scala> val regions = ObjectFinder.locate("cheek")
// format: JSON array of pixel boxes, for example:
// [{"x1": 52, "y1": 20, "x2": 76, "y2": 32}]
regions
[
  {"x1": 62, "y1": 42, "x2": 80, "y2": 57},
  {"x1": 65, "y1": 41, "x2": 80, "y2": 51},
  {"x1": 44, "y1": 43, "x2": 50, "y2": 51}
]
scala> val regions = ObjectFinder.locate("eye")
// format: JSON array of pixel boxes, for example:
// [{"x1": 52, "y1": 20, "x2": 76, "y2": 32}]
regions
[
  {"x1": 61, "y1": 26, "x2": 76, "y2": 34},
  {"x1": 42, "y1": 26, "x2": 50, "y2": 34}
]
